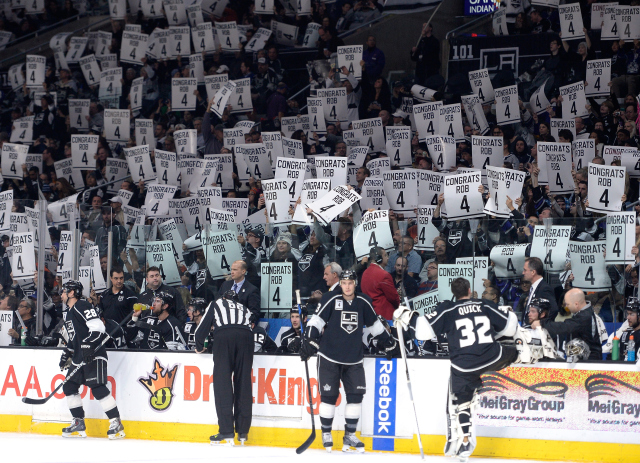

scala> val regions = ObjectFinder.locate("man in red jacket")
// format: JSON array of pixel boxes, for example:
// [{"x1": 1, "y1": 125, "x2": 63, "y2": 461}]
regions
[{"x1": 361, "y1": 247, "x2": 400, "y2": 320}]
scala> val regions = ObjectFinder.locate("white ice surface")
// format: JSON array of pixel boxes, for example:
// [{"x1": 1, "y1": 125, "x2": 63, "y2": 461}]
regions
[{"x1": 0, "y1": 432, "x2": 574, "y2": 463}]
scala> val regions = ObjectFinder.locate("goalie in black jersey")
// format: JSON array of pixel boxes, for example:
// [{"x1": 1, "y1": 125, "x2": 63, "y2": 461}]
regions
[
  {"x1": 59, "y1": 280, "x2": 125, "y2": 440},
  {"x1": 300, "y1": 270, "x2": 396, "y2": 453},
  {"x1": 395, "y1": 277, "x2": 534, "y2": 462}
]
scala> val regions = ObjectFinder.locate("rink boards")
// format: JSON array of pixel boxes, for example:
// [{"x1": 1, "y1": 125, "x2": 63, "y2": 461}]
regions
[{"x1": 1, "y1": 348, "x2": 639, "y2": 462}]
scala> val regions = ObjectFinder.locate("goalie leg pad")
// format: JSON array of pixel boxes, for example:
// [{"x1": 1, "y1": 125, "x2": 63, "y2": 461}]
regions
[{"x1": 445, "y1": 377, "x2": 478, "y2": 459}]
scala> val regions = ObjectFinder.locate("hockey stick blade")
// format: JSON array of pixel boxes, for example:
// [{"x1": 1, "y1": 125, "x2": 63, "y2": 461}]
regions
[
  {"x1": 22, "y1": 311, "x2": 137, "y2": 406},
  {"x1": 296, "y1": 430, "x2": 316, "y2": 454},
  {"x1": 296, "y1": 349, "x2": 316, "y2": 454}
]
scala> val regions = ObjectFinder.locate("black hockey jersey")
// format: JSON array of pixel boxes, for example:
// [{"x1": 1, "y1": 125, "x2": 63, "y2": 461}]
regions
[
  {"x1": 428, "y1": 298, "x2": 510, "y2": 372},
  {"x1": 307, "y1": 291, "x2": 386, "y2": 364},
  {"x1": 137, "y1": 315, "x2": 187, "y2": 350},
  {"x1": 63, "y1": 299, "x2": 106, "y2": 364},
  {"x1": 253, "y1": 326, "x2": 277, "y2": 352},
  {"x1": 277, "y1": 327, "x2": 301, "y2": 353}
]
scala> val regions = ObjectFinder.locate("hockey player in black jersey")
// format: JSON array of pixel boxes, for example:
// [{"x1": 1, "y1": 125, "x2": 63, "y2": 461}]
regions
[
  {"x1": 300, "y1": 270, "x2": 396, "y2": 453},
  {"x1": 396, "y1": 278, "x2": 532, "y2": 462},
  {"x1": 277, "y1": 305, "x2": 308, "y2": 353},
  {"x1": 195, "y1": 290, "x2": 254, "y2": 446},
  {"x1": 58, "y1": 280, "x2": 125, "y2": 440},
  {"x1": 133, "y1": 291, "x2": 187, "y2": 350},
  {"x1": 184, "y1": 298, "x2": 208, "y2": 351},
  {"x1": 252, "y1": 320, "x2": 277, "y2": 352},
  {"x1": 621, "y1": 299, "x2": 640, "y2": 360}
]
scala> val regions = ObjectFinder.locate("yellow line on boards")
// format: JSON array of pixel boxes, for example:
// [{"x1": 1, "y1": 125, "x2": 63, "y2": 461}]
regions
[{"x1": 0, "y1": 414, "x2": 638, "y2": 462}]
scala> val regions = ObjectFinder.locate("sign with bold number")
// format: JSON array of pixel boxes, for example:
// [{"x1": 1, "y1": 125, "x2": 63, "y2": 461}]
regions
[
  {"x1": 490, "y1": 244, "x2": 529, "y2": 279},
  {"x1": 425, "y1": 135, "x2": 456, "y2": 172},
  {"x1": 245, "y1": 27, "x2": 272, "y2": 52},
  {"x1": 271, "y1": 20, "x2": 298, "y2": 46},
  {"x1": 25, "y1": 206, "x2": 52, "y2": 253},
  {"x1": 529, "y1": 79, "x2": 551, "y2": 115},
  {"x1": 483, "y1": 166, "x2": 526, "y2": 218},
  {"x1": 411, "y1": 84, "x2": 437, "y2": 102},
  {"x1": 586, "y1": 163, "x2": 625, "y2": 213},
  {"x1": 168, "y1": 26, "x2": 191, "y2": 58},
  {"x1": 171, "y1": 77, "x2": 197, "y2": 111},
  {"x1": 616, "y1": 6, "x2": 640, "y2": 40},
  {"x1": 539, "y1": 142, "x2": 573, "y2": 194},
  {"x1": 10, "y1": 116, "x2": 33, "y2": 144},
  {"x1": 306, "y1": 185, "x2": 361, "y2": 225},
  {"x1": 413, "y1": 101, "x2": 442, "y2": 141},
  {"x1": 109, "y1": 0, "x2": 126, "y2": 19},
  {"x1": 145, "y1": 184, "x2": 177, "y2": 218},
  {"x1": 415, "y1": 205, "x2": 438, "y2": 251},
  {"x1": 121, "y1": 31, "x2": 149, "y2": 65},
  {"x1": 255, "y1": 0, "x2": 273, "y2": 14},
  {"x1": 71, "y1": 135, "x2": 98, "y2": 170},
  {"x1": 261, "y1": 263, "x2": 293, "y2": 310},
  {"x1": 416, "y1": 170, "x2": 445, "y2": 208},
  {"x1": 124, "y1": 145, "x2": 156, "y2": 183},
  {"x1": 54, "y1": 158, "x2": 85, "y2": 190},
  {"x1": 104, "y1": 109, "x2": 129, "y2": 142},
  {"x1": 155, "y1": 150, "x2": 179, "y2": 186},
  {"x1": 559, "y1": 82, "x2": 588, "y2": 118},
  {"x1": 444, "y1": 170, "x2": 484, "y2": 220},
  {"x1": 602, "y1": 146, "x2": 640, "y2": 178},
  {"x1": 572, "y1": 139, "x2": 595, "y2": 171},
  {"x1": 468, "y1": 69, "x2": 495, "y2": 104},
  {"x1": 216, "y1": 21, "x2": 241, "y2": 52},
  {"x1": 65, "y1": 37, "x2": 87, "y2": 64},
  {"x1": 1, "y1": 143, "x2": 29, "y2": 179},
  {"x1": 146, "y1": 241, "x2": 181, "y2": 286},
  {"x1": 352, "y1": 210, "x2": 394, "y2": 260},
  {"x1": 191, "y1": 23, "x2": 215, "y2": 54},
  {"x1": 99, "y1": 67, "x2": 122, "y2": 99},
  {"x1": 307, "y1": 97, "x2": 326, "y2": 135},
  {"x1": 559, "y1": 3, "x2": 585, "y2": 40},
  {"x1": 47, "y1": 194, "x2": 79, "y2": 226},
  {"x1": 530, "y1": 225, "x2": 571, "y2": 273},
  {"x1": 382, "y1": 170, "x2": 418, "y2": 218},
  {"x1": 228, "y1": 78, "x2": 252, "y2": 114},
  {"x1": 494, "y1": 85, "x2": 519, "y2": 125},
  {"x1": 210, "y1": 80, "x2": 235, "y2": 118},
  {"x1": 585, "y1": 59, "x2": 611, "y2": 97},
  {"x1": 8, "y1": 64, "x2": 24, "y2": 91},
  {"x1": 600, "y1": 4, "x2": 619, "y2": 40},
  {"x1": 460, "y1": 94, "x2": 489, "y2": 135},
  {"x1": 129, "y1": 77, "x2": 143, "y2": 112},
  {"x1": 57, "y1": 231, "x2": 73, "y2": 273},
  {"x1": 275, "y1": 158, "x2": 307, "y2": 205},
  {"x1": 69, "y1": 99, "x2": 90, "y2": 131},
  {"x1": 135, "y1": 119, "x2": 155, "y2": 150},
  {"x1": 569, "y1": 241, "x2": 610, "y2": 290},
  {"x1": 95, "y1": 31, "x2": 111, "y2": 57},
  {"x1": 337, "y1": 45, "x2": 363, "y2": 81},
  {"x1": 605, "y1": 212, "x2": 636, "y2": 264},
  {"x1": 239, "y1": 144, "x2": 273, "y2": 180},
  {"x1": 164, "y1": 0, "x2": 187, "y2": 25},
  {"x1": 386, "y1": 126, "x2": 411, "y2": 167},
  {"x1": 174, "y1": 129, "x2": 197, "y2": 156},
  {"x1": 25, "y1": 55, "x2": 45, "y2": 88},
  {"x1": 316, "y1": 87, "x2": 348, "y2": 124},
  {"x1": 472, "y1": 135, "x2": 503, "y2": 183},
  {"x1": 197, "y1": 187, "x2": 223, "y2": 214},
  {"x1": 302, "y1": 22, "x2": 320, "y2": 48},
  {"x1": 438, "y1": 264, "x2": 474, "y2": 302},
  {"x1": 313, "y1": 156, "x2": 347, "y2": 185},
  {"x1": 10, "y1": 232, "x2": 35, "y2": 280},
  {"x1": 105, "y1": 159, "x2": 129, "y2": 194},
  {"x1": 202, "y1": 0, "x2": 228, "y2": 17},
  {"x1": 292, "y1": 179, "x2": 331, "y2": 224},
  {"x1": 78, "y1": 55, "x2": 101, "y2": 87},
  {"x1": 352, "y1": 116, "x2": 389, "y2": 153},
  {"x1": 438, "y1": 104, "x2": 465, "y2": 142},
  {"x1": 206, "y1": 154, "x2": 234, "y2": 191}
]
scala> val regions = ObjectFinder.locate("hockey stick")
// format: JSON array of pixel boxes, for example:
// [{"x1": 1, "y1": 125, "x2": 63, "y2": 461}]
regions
[
  {"x1": 22, "y1": 307, "x2": 145, "y2": 406},
  {"x1": 396, "y1": 299, "x2": 425, "y2": 460},
  {"x1": 295, "y1": 289, "x2": 316, "y2": 454}
]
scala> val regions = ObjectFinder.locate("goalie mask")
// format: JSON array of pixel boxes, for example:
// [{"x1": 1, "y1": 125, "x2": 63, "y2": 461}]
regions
[{"x1": 565, "y1": 338, "x2": 590, "y2": 363}]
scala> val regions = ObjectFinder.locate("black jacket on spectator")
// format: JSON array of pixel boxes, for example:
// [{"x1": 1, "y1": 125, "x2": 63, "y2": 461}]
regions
[
  {"x1": 138, "y1": 283, "x2": 187, "y2": 324},
  {"x1": 540, "y1": 303, "x2": 602, "y2": 360},
  {"x1": 217, "y1": 279, "x2": 261, "y2": 320}
]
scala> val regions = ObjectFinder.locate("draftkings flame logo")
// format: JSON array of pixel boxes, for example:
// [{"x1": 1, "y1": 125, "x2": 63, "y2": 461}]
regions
[{"x1": 138, "y1": 359, "x2": 179, "y2": 412}]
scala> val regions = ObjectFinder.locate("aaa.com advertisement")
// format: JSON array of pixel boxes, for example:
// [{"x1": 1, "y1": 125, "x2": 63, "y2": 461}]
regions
[{"x1": 477, "y1": 367, "x2": 640, "y2": 433}]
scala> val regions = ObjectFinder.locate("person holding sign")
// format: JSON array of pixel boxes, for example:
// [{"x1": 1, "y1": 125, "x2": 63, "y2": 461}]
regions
[{"x1": 58, "y1": 280, "x2": 125, "y2": 440}]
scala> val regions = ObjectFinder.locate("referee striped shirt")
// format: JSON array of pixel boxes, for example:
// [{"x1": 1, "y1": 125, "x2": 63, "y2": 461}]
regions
[{"x1": 194, "y1": 298, "x2": 252, "y2": 351}]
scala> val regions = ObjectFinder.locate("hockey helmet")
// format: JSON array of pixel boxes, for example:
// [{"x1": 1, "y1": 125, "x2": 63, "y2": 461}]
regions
[
  {"x1": 291, "y1": 304, "x2": 308, "y2": 317},
  {"x1": 154, "y1": 290, "x2": 174, "y2": 306},
  {"x1": 62, "y1": 280, "x2": 83, "y2": 299},
  {"x1": 223, "y1": 290, "x2": 239, "y2": 302},
  {"x1": 565, "y1": 338, "x2": 590, "y2": 363},
  {"x1": 189, "y1": 297, "x2": 207, "y2": 313},
  {"x1": 529, "y1": 298, "x2": 551, "y2": 316},
  {"x1": 340, "y1": 269, "x2": 358, "y2": 282},
  {"x1": 626, "y1": 297, "x2": 640, "y2": 314}
]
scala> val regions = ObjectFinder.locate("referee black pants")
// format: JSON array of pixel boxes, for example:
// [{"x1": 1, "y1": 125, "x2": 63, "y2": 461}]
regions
[{"x1": 212, "y1": 327, "x2": 254, "y2": 435}]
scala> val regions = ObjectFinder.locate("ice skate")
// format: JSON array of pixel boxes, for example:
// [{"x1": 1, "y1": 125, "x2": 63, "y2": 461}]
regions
[
  {"x1": 342, "y1": 430, "x2": 365, "y2": 453},
  {"x1": 322, "y1": 431, "x2": 333, "y2": 452},
  {"x1": 62, "y1": 418, "x2": 86, "y2": 438},
  {"x1": 210, "y1": 433, "x2": 235, "y2": 446},
  {"x1": 107, "y1": 417, "x2": 125, "y2": 440},
  {"x1": 238, "y1": 433, "x2": 248, "y2": 445},
  {"x1": 456, "y1": 441, "x2": 472, "y2": 462}
]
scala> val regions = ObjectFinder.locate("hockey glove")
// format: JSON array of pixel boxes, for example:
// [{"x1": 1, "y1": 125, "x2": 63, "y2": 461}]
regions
[
  {"x1": 287, "y1": 336, "x2": 302, "y2": 354},
  {"x1": 59, "y1": 348, "x2": 73, "y2": 371},
  {"x1": 300, "y1": 338, "x2": 320, "y2": 361},
  {"x1": 380, "y1": 336, "x2": 398, "y2": 360},
  {"x1": 393, "y1": 306, "x2": 412, "y2": 330},
  {"x1": 80, "y1": 331, "x2": 104, "y2": 364}
]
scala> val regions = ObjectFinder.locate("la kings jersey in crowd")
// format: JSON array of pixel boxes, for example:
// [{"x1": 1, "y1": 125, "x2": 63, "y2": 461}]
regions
[
  {"x1": 428, "y1": 298, "x2": 510, "y2": 372},
  {"x1": 308, "y1": 291, "x2": 384, "y2": 365},
  {"x1": 63, "y1": 300, "x2": 106, "y2": 364}
]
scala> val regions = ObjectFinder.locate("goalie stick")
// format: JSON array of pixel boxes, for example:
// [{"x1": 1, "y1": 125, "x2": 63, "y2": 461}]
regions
[
  {"x1": 396, "y1": 298, "x2": 425, "y2": 459},
  {"x1": 22, "y1": 308, "x2": 143, "y2": 406},
  {"x1": 295, "y1": 289, "x2": 317, "y2": 454}
]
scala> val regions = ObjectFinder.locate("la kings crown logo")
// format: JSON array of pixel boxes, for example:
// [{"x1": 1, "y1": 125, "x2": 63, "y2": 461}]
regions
[{"x1": 341, "y1": 311, "x2": 358, "y2": 334}]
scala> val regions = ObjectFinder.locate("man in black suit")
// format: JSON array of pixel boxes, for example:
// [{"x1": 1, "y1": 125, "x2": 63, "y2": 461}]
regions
[
  {"x1": 519, "y1": 257, "x2": 558, "y2": 326},
  {"x1": 217, "y1": 260, "x2": 261, "y2": 321}
]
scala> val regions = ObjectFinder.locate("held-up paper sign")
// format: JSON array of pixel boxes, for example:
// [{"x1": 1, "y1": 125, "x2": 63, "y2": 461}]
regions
[
  {"x1": 306, "y1": 186, "x2": 361, "y2": 225},
  {"x1": 352, "y1": 210, "x2": 395, "y2": 260},
  {"x1": 605, "y1": 212, "x2": 636, "y2": 264},
  {"x1": 530, "y1": 225, "x2": 572, "y2": 273},
  {"x1": 586, "y1": 163, "x2": 625, "y2": 213}
]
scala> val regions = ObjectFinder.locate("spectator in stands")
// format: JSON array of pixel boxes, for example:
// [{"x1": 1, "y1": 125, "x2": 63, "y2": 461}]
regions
[
  {"x1": 385, "y1": 235, "x2": 421, "y2": 279},
  {"x1": 417, "y1": 261, "x2": 438, "y2": 294},
  {"x1": 0, "y1": 294, "x2": 19, "y2": 312},
  {"x1": 95, "y1": 207, "x2": 128, "y2": 267},
  {"x1": 362, "y1": 35, "x2": 385, "y2": 81},
  {"x1": 323, "y1": 262, "x2": 342, "y2": 292},
  {"x1": 266, "y1": 82, "x2": 289, "y2": 123},
  {"x1": 344, "y1": 0, "x2": 382, "y2": 31},
  {"x1": 411, "y1": 23, "x2": 440, "y2": 85},
  {"x1": 317, "y1": 27, "x2": 344, "y2": 59},
  {"x1": 361, "y1": 246, "x2": 400, "y2": 319},
  {"x1": 7, "y1": 299, "x2": 38, "y2": 345},
  {"x1": 611, "y1": 39, "x2": 640, "y2": 100},
  {"x1": 391, "y1": 256, "x2": 418, "y2": 300},
  {"x1": 298, "y1": 228, "x2": 330, "y2": 297},
  {"x1": 528, "y1": 9, "x2": 550, "y2": 34},
  {"x1": 532, "y1": 288, "x2": 602, "y2": 360}
]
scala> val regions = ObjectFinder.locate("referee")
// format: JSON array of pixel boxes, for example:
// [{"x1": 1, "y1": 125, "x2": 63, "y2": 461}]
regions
[{"x1": 195, "y1": 290, "x2": 254, "y2": 446}]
